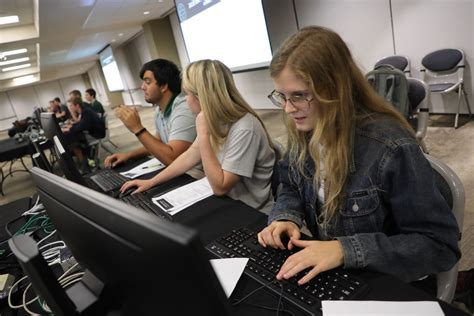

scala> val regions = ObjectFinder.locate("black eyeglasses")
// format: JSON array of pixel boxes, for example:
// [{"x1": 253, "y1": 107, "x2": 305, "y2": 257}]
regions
[{"x1": 267, "y1": 90, "x2": 314, "y2": 109}]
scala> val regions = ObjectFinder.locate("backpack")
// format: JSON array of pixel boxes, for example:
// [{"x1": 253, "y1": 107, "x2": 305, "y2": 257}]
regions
[{"x1": 366, "y1": 64, "x2": 411, "y2": 118}]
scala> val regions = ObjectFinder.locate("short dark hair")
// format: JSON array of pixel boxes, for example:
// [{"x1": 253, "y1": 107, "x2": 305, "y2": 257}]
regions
[
  {"x1": 85, "y1": 88, "x2": 96, "y2": 98},
  {"x1": 69, "y1": 90, "x2": 82, "y2": 98},
  {"x1": 54, "y1": 97, "x2": 61, "y2": 103},
  {"x1": 139, "y1": 59, "x2": 181, "y2": 94},
  {"x1": 72, "y1": 97, "x2": 83, "y2": 108}
]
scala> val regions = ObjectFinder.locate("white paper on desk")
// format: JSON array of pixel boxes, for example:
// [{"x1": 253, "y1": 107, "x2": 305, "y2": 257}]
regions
[
  {"x1": 120, "y1": 158, "x2": 165, "y2": 179},
  {"x1": 210, "y1": 258, "x2": 248, "y2": 298},
  {"x1": 151, "y1": 177, "x2": 213, "y2": 215},
  {"x1": 322, "y1": 300, "x2": 444, "y2": 316}
]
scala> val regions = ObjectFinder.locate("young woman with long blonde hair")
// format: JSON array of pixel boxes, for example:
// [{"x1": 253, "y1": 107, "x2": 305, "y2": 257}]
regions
[
  {"x1": 121, "y1": 59, "x2": 275, "y2": 211},
  {"x1": 257, "y1": 26, "x2": 460, "y2": 290}
]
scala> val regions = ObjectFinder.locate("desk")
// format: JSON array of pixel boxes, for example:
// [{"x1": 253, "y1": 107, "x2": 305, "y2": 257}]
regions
[
  {"x1": 0, "y1": 138, "x2": 33, "y2": 196},
  {"x1": 146, "y1": 177, "x2": 469, "y2": 316}
]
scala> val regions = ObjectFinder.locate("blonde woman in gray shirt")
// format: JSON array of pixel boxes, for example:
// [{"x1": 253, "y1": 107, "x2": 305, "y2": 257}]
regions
[{"x1": 121, "y1": 59, "x2": 275, "y2": 211}]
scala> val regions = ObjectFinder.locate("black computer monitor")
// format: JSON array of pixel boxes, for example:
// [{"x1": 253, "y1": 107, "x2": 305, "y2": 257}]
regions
[
  {"x1": 40, "y1": 112, "x2": 69, "y2": 145},
  {"x1": 29, "y1": 167, "x2": 230, "y2": 315},
  {"x1": 39, "y1": 112, "x2": 86, "y2": 185}
]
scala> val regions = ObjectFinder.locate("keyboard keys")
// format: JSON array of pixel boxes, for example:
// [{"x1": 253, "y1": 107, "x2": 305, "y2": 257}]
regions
[{"x1": 206, "y1": 228, "x2": 369, "y2": 314}]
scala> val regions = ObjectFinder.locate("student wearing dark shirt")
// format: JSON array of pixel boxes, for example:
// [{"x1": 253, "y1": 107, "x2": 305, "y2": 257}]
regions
[
  {"x1": 52, "y1": 97, "x2": 71, "y2": 122},
  {"x1": 61, "y1": 97, "x2": 105, "y2": 170},
  {"x1": 85, "y1": 88, "x2": 105, "y2": 117}
]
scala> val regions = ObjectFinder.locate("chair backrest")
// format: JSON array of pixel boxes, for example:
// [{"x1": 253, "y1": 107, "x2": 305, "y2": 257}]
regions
[
  {"x1": 421, "y1": 49, "x2": 465, "y2": 91},
  {"x1": 271, "y1": 139, "x2": 285, "y2": 200},
  {"x1": 374, "y1": 55, "x2": 410, "y2": 75},
  {"x1": 407, "y1": 78, "x2": 429, "y2": 140},
  {"x1": 366, "y1": 65, "x2": 410, "y2": 118},
  {"x1": 424, "y1": 154, "x2": 465, "y2": 303},
  {"x1": 422, "y1": 49, "x2": 464, "y2": 73}
]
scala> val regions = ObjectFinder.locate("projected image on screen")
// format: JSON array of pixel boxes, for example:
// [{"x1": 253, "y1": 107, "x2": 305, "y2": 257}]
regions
[
  {"x1": 176, "y1": 0, "x2": 272, "y2": 71},
  {"x1": 99, "y1": 46, "x2": 125, "y2": 92}
]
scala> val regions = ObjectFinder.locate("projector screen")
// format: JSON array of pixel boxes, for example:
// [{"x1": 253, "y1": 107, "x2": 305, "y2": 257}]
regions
[
  {"x1": 175, "y1": 0, "x2": 272, "y2": 71},
  {"x1": 99, "y1": 46, "x2": 125, "y2": 92}
]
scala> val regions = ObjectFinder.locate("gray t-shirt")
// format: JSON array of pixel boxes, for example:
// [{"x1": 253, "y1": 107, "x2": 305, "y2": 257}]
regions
[
  {"x1": 154, "y1": 93, "x2": 196, "y2": 144},
  {"x1": 217, "y1": 113, "x2": 275, "y2": 210}
]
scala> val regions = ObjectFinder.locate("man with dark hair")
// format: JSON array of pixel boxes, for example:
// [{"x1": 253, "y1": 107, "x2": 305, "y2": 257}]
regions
[
  {"x1": 62, "y1": 97, "x2": 105, "y2": 171},
  {"x1": 104, "y1": 58, "x2": 196, "y2": 167},
  {"x1": 52, "y1": 97, "x2": 71, "y2": 122},
  {"x1": 84, "y1": 88, "x2": 105, "y2": 117}
]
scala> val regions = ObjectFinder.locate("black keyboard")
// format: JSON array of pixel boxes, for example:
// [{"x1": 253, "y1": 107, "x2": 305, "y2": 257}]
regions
[
  {"x1": 120, "y1": 192, "x2": 173, "y2": 221},
  {"x1": 89, "y1": 169, "x2": 128, "y2": 192},
  {"x1": 206, "y1": 228, "x2": 369, "y2": 316}
]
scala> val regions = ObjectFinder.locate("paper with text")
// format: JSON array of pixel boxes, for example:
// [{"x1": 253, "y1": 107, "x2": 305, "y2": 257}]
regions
[
  {"x1": 322, "y1": 300, "x2": 444, "y2": 316},
  {"x1": 210, "y1": 258, "x2": 248, "y2": 298},
  {"x1": 151, "y1": 177, "x2": 213, "y2": 215},
  {"x1": 120, "y1": 158, "x2": 165, "y2": 179}
]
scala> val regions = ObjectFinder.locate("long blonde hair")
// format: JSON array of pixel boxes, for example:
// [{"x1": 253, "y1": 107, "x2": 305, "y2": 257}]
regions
[
  {"x1": 182, "y1": 59, "x2": 272, "y2": 150},
  {"x1": 270, "y1": 26, "x2": 413, "y2": 228}
]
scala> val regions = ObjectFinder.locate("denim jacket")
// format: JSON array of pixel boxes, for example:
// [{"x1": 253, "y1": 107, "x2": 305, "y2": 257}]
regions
[{"x1": 269, "y1": 116, "x2": 461, "y2": 282}]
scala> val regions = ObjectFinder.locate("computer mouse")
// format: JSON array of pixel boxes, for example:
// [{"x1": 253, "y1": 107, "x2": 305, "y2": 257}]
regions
[{"x1": 118, "y1": 188, "x2": 135, "y2": 199}]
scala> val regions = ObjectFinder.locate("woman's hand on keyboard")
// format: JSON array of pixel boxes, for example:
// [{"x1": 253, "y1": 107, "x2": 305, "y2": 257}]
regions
[
  {"x1": 276, "y1": 239, "x2": 344, "y2": 285},
  {"x1": 257, "y1": 221, "x2": 300, "y2": 250},
  {"x1": 120, "y1": 179, "x2": 154, "y2": 194}
]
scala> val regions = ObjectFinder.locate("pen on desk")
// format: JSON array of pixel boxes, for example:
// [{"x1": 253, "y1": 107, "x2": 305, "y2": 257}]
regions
[{"x1": 141, "y1": 164, "x2": 162, "y2": 170}]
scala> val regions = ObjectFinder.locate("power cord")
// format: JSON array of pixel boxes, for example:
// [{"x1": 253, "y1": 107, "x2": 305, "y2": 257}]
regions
[{"x1": 231, "y1": 279, "x2": 295, "y2": 316}]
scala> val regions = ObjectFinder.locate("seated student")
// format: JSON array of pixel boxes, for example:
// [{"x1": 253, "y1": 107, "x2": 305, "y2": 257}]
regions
[
  {"x1": 68, "y1": 90, "x2": 90, "y2": 123},
  {"x1": 104, "y1": 59, "x2": 196, "y2": 167},
  {"x1": 257, "y1": 26, "x2": 460, "y2": 288},
  {"x1": 53, "y1": 97, "x2": 72, "y2": 122},
  {"x1": 84, "y1": 88, "x2": 105, "y2": 117},
  {"x1": 50, "y1": 97, "x2": 71, "y2": 122},
  {"x1": 121, "y1": 59, "x2": 275, "y2": 211},
  {"x1": 61, "y1": 97, "x2": 105, "y2": 171}
]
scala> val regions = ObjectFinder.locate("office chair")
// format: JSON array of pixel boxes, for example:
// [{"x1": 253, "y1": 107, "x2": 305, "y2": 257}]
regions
[
  {"x1": 99, "y1": 113, "x2": 118, "y2": 154},
  {"x1": 271, "y1": 138, "x2": 285, "y2": 200},
  {"x1": 82, "y1": 132, "x2": 101, "y2": 172},
  {"x1": 421, "y1": 48, "x2": 472, "y2": 128},
  {"x1": 424, "y1": 154, "x2": 465, "y2": 303},
  {"x1": 374, "y1": 55, "x2": 411, "y2": 76},
  {"x1": 407, "y1": 78, "x2": 430, "y2": 152}
]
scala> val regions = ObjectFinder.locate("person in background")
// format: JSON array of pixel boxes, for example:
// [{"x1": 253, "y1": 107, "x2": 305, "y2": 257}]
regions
[
  {"x1": 104, "y1": 59, "x2": 196, "y2": 167},
  {"x1": 68, "y1": 90, "x2": 88, "y2": 123},
  {"x1": 84, "y1": 88, "x2": 105, "y2": 117},
  {"x1": 52, "y1": 97, "x2": 71, "y2": 122},
  {"x1": 61, "y1": 97, "x2": 105, "y2": 171},
  {"x1": 257, "y1": 26, "x2": 460, "y2": 291},
  {"x1": 121, "y1": 59, "x2": 275, "y2": 212}
]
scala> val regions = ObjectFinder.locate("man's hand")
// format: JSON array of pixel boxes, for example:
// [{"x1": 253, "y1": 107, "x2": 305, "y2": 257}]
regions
[
  {"x1": 104, "y1": 153, "x2": 130, "y2": 168},
  {"x1": 115, "y1": 105, "x2": 143, "y2": 134}
]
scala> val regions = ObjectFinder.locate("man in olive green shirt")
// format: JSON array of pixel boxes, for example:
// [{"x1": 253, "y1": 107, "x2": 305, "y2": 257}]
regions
[{"x1": 85, "y1": 88, "x2": 105, "y2": 117}]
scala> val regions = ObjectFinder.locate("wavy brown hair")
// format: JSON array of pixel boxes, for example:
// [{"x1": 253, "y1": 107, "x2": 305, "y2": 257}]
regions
[{"x1": 270, "y1": 26, "x2": 413, "y2": 228}]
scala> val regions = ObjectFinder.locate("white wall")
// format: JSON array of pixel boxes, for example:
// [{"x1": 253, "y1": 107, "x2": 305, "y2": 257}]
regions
[
  {"x1": 0, "y1": 75, "x2": 86, "y2": 131},
  {"x1": 114, "y1": 32, "x2": 151, "y2": 106}
]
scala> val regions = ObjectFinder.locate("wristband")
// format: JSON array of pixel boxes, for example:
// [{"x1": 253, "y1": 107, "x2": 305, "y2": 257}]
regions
[{"x1": 134, "y1": 127, "x2": 147, "y2": 138}]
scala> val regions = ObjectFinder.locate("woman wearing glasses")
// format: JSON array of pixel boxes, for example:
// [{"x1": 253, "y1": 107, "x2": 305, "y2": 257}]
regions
[
  {"x1": 120, "y1": 59, "x2": 275, "y2": 212},
  {"x1": 258, "y1": 26, "x2": 460, "y2": 288}
]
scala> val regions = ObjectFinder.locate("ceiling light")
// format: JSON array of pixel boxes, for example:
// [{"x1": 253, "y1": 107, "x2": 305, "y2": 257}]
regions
[
  {"x1": 118, "y1": 33, "x2": 124, "y2": 37},
  {"x1": 2, "y1": 48, "x2": 28, "y2": 57},
  {"x1": 13, "y1": 75, "x2": 36, "y2": 84},
  {"x1": 111, "y1": 39, "x2": 116, "y2": 42},
  {"x1": 2, "y1": 63, "x2": 31, "y2": 72},
  {"x1": 0, "y1": 15, "x2": 19, "y2": 25},
  {"x1": 143, "y1": 11, "x2": 150, "y2": 15},
  {"x1": 0, "y1": 57, "x2": 30, "y2": 66}
]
